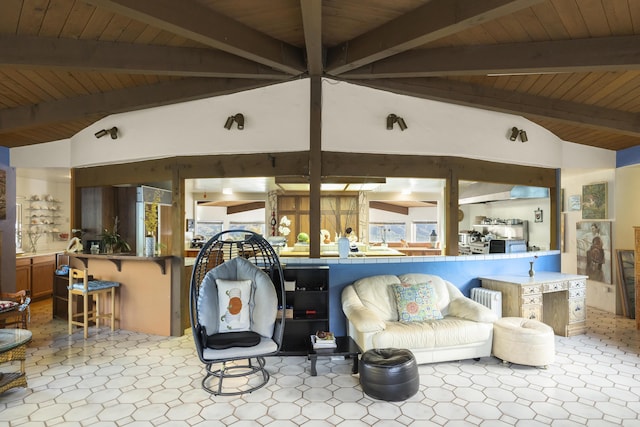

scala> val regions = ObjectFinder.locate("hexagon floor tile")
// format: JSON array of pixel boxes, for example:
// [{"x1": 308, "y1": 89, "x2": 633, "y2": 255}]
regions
[{"x1": 1, "y1": 300, "x2": 640, "y2": 426}]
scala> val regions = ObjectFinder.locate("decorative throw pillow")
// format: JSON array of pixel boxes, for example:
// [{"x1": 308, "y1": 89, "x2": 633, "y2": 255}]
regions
[
  {"x1": 217, "y1": 279, "x2": 252, "y2": 333},
  {"x1": 392, "y1": 282, "x2": 443, "y2": 322},
  {"x1": 0, "y1": 300, "x2": 18, "y2": 313}
]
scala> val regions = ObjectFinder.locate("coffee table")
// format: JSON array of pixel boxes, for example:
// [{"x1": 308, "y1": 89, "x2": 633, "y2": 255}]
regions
[
  {"x1": 0, "y1": 329, "x2": 32, "y2": 393},
  {"x1": 307, "y1": 335, "x2": 362, "y2": 376}
]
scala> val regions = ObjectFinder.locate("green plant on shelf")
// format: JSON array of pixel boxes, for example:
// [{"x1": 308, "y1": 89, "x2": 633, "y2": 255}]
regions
[{"x1": 100, "y1": 216, "x2": 130, "y2": 253}]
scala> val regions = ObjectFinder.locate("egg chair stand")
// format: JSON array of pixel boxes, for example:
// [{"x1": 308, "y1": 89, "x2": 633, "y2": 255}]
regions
[{"x1": 190, "y1": 230, "x2": 285, "y2": 396}]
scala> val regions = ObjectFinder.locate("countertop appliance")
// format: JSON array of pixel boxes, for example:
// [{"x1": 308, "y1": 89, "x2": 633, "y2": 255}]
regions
[{"x1": 469, "y1": 239, "x2": 527, "y2": 254}]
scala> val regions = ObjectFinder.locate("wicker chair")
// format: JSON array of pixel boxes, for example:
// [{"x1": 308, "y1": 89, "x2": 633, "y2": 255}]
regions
[
  {"x1": 0, "y1": 290, "x2": 31, "y2": 329},
  {"x1": 189, "y1": 230, "x2": 285, "y2": 395}
]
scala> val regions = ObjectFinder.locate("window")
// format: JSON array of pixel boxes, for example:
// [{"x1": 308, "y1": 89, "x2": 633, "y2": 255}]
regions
[
  {"x1": 414, "y1": 221, "x2": 438, "y2": 242},
  {"x1": 195, "y1": 221, "x2": 223, "y2": 240},
  {"x1": 228, "y1": 222, "x2": 265, "y2": 239},
  {"x1": 368, "y1": 222, "x2": 406, "y2": 243}
]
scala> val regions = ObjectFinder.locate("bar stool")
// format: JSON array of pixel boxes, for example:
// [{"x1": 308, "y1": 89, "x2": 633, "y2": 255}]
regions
[{"x1": 68, "y1": 268, "x2": 120, "y2": 339}]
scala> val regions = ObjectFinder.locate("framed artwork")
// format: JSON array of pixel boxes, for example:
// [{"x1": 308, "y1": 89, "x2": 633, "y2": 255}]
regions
[
  {"x1": 615, "y1": 249, "x2": 635, "y2": 319},
  {"x1": 582, "y1": 182, "x2": 607, "y2": 219},
  {"x1": 576, "y1": 221, "x2": 612, "y2": 284},
  {"x1": 534, "y1": 208, "x2": 543, "y2": 223},
  {"x1": 568, "y1": 194, "x2": 581, "y2": 211}
]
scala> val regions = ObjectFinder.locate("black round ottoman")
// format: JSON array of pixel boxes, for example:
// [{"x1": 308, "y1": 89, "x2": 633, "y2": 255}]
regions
[{"x1": 359, "y1": 348, "x2": 419, "y2": 401}]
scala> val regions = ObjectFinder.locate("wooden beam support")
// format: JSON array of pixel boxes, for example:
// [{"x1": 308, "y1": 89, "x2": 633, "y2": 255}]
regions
[
  {"x1": 0, "y1": 35, "x2": 288, "y2": 79},
  {"x1": 0, "y1": 78, "x2": 276, "y2": 133},
  {"x1": 300, "y1": 0, "x2": 323, "y2": 76},
  {"x1": 227, "y1": 201, "x2": 266, "y2": 215},
  {"x1": 352, "y1": 78, "x2": 640, "y2": 137},
  {"x1": 342, "y1": 35, "x2": 640, "y2": 78},
  {"x1": 309, "y1": 77, "x2": 322, "y2": 258},
  {"x1": 326, "y1": 0, "x2": 543, "y2": 75},
  {"x1": 369, "y1": 201, "x2": 408, "y2": 215},
  {"x1": 86, "y1": 0, "x2": 305, "y2": 75}
]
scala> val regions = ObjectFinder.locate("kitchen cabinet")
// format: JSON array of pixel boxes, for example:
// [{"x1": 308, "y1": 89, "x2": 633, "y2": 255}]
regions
[
  {"x1": 15, "y1": 258, "x2": 31, "y2": 294},
  {"x1": 15, "y1": 254, "x2": 56, "y2": 300},
  {"x1": 278, "y1": 266, "x2": 330, "y2": 355}
]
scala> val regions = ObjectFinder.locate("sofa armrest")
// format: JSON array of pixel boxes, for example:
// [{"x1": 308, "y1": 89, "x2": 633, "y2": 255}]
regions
[
  {"x1": 342, "y1": 285, "x2": 386, "y2": 333},
  {"x1": 448, "y1": 297, "x2": 498, "y2": 323}
]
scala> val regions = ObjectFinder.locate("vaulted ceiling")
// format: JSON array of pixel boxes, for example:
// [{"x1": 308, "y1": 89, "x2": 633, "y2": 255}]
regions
[{"x1": 1, "y1": 0, "x2": 639, "y2": 151}]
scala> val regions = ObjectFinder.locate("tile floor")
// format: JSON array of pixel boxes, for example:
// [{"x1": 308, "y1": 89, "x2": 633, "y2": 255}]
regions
[{"x1": 1, "y1": 300, "x2": 640, "y2": 426}]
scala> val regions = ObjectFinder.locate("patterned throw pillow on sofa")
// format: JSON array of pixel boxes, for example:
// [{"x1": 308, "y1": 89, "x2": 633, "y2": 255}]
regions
[{"x1": 392, "y1": 282, "x2": 443, "y2": 322}]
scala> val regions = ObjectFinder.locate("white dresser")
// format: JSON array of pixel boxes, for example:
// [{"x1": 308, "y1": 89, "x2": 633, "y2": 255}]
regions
[{"x1": 480, "y1": 272, "x2": 587, "y2": 337}]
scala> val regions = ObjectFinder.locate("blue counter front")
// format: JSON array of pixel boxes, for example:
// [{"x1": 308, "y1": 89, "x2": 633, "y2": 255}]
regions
[{"x1": 279, "y1": 251, "x2": 561, "y2": 337}]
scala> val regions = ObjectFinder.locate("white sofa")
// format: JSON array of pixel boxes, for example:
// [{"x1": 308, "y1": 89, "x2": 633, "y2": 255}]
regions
[{"x1": 342, "y1": 273, "x2": 498, "y2": 365}]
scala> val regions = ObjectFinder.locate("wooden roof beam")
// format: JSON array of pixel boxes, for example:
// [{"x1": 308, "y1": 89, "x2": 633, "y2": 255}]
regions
[
  {"x1": 0, "y1": 78, "x2": 276, "y2": 133},
  {"x1": 86, "y1": 0, "x2": 306, "y2": 75},
  {"x1": 0, "y1": 35, "x2": 289, "y2": 79},
  {"x1": 342, "y1": 35, "x2": 640, "y2": 78},
  {"x1": 300, "y1": 0, "x2": 323, "y2": 76},
  {"x1": 353, "y1": 78, "x2": 640, "y2": 136},
  {"x1": 325, "y1": 0, "x2": 544, "y2": 75}
]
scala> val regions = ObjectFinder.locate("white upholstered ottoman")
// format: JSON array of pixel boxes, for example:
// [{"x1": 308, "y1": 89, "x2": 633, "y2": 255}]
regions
[{"x1": 492, "y1": 317, "x2": 555, "y2": 368}]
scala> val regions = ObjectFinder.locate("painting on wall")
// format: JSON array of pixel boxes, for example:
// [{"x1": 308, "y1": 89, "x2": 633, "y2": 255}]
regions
[
  {"x1": 0, "y1": 169, "x2": 6, "y2": 220},
  {"x1": 582, "y1": 182, "x2": 607, "y2": 219},
  {"x1": 576, "y1": 221, "x2": 612, "y2": 284},
  {"x1": 568, "y1": 194, "x2": 581, "y2": 211}
]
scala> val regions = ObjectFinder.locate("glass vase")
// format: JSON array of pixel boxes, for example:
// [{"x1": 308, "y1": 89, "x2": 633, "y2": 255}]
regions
[{"x1": 528, "y1": 261, "x2": 535, "y2": 277}]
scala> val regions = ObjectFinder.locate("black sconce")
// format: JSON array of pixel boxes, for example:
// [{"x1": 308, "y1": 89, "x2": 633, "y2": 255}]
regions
[
  {"x1": 509, "y1": 127, "x2": 527, "y2": 142},
  {"x1": 386, "y1": 114, "x2": 407, "y2": 131},
  {"x1": 224, "y1": 113, "x2": 245, "y2": 130},
  {"x1": 95, "y1": 127, "x2": 118, "y2": 139}
]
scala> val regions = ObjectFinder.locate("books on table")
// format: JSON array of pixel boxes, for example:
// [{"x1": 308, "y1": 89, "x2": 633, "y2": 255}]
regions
[{"x1": 311, "y1": 332, "x2": 336, "y2": 349}]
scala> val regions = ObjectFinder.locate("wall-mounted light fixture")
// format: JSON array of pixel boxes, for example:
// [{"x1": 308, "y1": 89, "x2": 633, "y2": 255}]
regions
[
  {"x1": 386, "y1": 114, "x2": 407, "y2": 131},
  {"x1": 519, "y1": 130, "x2": 528, "y2": 142},
  {"x1": 94, "y1": 127, "x2": 118, "y2": 139},
  {"x1": 508, "y1": 127, "x2": 527, "y2": 142},
  {"x1": 224, "y1": 113, "x2": 245, "y2": 130}
]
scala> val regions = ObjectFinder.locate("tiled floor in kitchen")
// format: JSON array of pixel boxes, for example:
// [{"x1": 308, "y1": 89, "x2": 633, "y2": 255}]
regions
[{"x1": 2, "y1": 299, "x2": 640, "y2": 426}]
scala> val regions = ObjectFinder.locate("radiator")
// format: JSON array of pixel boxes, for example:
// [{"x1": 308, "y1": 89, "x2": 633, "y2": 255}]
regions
[{"x1": 470, "y1": 288, "x2": 502, "y2": 318}]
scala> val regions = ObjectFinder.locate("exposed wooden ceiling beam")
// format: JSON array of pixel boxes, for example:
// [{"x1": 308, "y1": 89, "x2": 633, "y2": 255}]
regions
[
  {"x1": 0, "y1": 35, "x2": 288, "y2": 79},
  {"x1": 342, "y1": 35, "x2": 640, "y2": 78},
  {"x1": 86, "y1": 0, "x2": 306, "y2": 75},
  {"x1": 325, "y1": 0, "x2": 544, "y2": 75},
  {"x1": 300, "y1": 0, "x2": 323, "y2": 76},
  {"x1": 369, "y1": 201, "x2": 408, "y2": 215},
  {"x1": 226, "y1": 201, "x2": 266, "y2": 215},
  {"x1": 352, "y1": 78, "x2": 640, "y2": 137},
  {"x1": 0, "y1": 78, "x2": 276, "y2": 133}
]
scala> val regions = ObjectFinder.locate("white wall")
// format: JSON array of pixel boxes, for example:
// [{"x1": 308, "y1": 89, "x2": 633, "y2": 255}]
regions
[
  {"x1": 465, "y1": 198, "x2": 551, "y2": 250},
  {"x1": 13, "y1": 78, "x2": 590, "y2": 171},
  {"x1": 16, "y1": 176, "x2": 71, "y2": 253},
  {"x1": 322, "y1": 79, "x2": 565, "y2": 168}
]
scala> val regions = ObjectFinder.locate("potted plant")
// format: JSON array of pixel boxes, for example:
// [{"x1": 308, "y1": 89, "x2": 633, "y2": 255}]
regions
[
  {"x1": 100, "y1": 216, "x2": 130, "y2": 254},
  {"x1": 144, "y1": 191, "x2": 161, "y2": 256}
]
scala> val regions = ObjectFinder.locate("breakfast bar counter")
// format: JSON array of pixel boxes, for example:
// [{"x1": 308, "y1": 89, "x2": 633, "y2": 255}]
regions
[{"x1": 69, "y1": 254, "x2": 179, "y2": 336}]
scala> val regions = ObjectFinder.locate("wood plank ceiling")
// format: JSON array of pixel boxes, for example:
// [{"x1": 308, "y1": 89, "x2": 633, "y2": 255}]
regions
[{"x1": 0, "y1": 0, "x2": 639, "y2": 151}]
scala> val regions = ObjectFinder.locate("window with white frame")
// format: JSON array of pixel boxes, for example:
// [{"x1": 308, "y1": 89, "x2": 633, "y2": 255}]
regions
[
  {"x1": 413, "y1": 221, "x2": 438, "y2": 242},
  {"x1": 368, "y1": 222, "x2": 406, "y2": 243}
]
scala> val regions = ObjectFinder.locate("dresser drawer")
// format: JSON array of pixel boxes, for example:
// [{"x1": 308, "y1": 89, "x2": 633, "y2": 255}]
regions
[
  {"x1": 522, "y1": 304, "x2": 542, "y2": 321},
  {"x1": 522, "y1": 285, "x2": 542, "y2": 296},
  {"x1": 569, "y1": 299, "x2": 586, "y2": 323},
  {"x1": 543, "y1": 281, "x2": 568, "y2": 293},
  {"x1": 521, "y1": 294, "x2": 542, "y2": 305},
  {"x1": 569, "y1": 280, "x2": 586, "y2": 289},
  {"x1": 569, "y1": 288, "x2": 586, "y2": 298}
]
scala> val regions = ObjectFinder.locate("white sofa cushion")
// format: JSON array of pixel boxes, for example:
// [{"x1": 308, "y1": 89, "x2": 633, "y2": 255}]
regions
[
  {"x1": 352, "y1": 275, "x2": 401, "y2": 321},
  {"x1": 373, "y1": 317, "x2": 494, "y2": 349}
]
